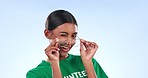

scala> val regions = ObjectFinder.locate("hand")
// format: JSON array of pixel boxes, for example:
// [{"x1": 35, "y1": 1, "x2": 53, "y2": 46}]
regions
[
  {"x1": 45, "y1": 38, "x2": 63, "y2": 78},
  {"x1": 80, "y1": 39, "x2": 99, "y2": 61},
  {"x1": 45, "y1": 38, "x2": 60, "y2": 63}
]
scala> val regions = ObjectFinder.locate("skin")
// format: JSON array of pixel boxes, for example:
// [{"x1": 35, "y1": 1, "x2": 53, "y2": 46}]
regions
[{"x1": 44, "y1": 23, "x2": 98, "y2": 78}]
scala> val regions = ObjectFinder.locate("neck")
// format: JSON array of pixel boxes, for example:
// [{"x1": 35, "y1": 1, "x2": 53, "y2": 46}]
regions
[
  {"x1": 46, "y1": 54, "x2": 68, "y2": 62},
  {"x1": 59, "y1": 54, "x2": 68, "y2": 60}
]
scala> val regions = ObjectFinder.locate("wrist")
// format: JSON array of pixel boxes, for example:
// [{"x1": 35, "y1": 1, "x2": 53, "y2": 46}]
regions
[
  {"x1": 81, "y1": 57, "x2": 92, "y2": 63},
  {"x1": 50, "y1": 60, "x2": 62, "y2": 78},
  {"x1": 47, "y1": 58, "x2": 59, "y2": 64},
  {"x1": 82, "y1": 59, "x2": 93, "y2": 66},
  {"x1": 50, "y1": 60, "x2": 59, "y2": 66},
  {"x1": 82, "y1": 59, "x2": 97, "y2": 78}
]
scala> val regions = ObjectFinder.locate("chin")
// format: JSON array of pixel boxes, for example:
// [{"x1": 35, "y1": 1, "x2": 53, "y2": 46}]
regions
[
  {"x1": 59, "y1": 45, "x2": 73, "y2": 57},
  {"x1": 59, "y1": 51, "x2": 69, "y2": 59},
  {"x1": 60, "y1": 50, "x2": 69, "y2": 55}
]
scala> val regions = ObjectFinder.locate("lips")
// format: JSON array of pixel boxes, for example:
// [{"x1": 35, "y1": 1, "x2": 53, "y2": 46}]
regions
[{"x1": 60, "y1": 46, "x2": 70, "y2": 52}]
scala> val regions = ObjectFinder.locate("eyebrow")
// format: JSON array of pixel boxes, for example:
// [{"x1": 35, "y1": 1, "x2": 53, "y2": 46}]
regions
[{"x1": 60, "y1": 32, "x2": 78, "y2": 35}]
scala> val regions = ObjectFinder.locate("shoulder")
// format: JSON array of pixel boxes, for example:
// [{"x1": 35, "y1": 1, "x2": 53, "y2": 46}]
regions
[
  {"x1": 91, "y1": 58, "x2": 108, "y2": 78},
  {"x1": 92, "y1": 58, "x2": 99, "y2": 64},
  {"x1": 91, "y1": 58, "x2": 102, "y2": 69},
  {"x1": 26, "y1": 60, "x2": 52, "y2": 78},
  {"x1": 68, "y1": 54, "x2": 99, "y2": 63}
]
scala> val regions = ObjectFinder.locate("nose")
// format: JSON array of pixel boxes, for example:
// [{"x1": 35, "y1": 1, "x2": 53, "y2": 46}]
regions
[{"x1": 67, "y1": 37, "x2": 72, "y2": 45}]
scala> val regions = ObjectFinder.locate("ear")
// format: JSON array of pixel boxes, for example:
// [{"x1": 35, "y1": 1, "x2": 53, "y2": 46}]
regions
[{"x1": 44, "y1": 29, "x2": 51, "y2": 39}]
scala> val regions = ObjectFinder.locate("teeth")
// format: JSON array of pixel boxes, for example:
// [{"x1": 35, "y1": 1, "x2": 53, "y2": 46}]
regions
[{"x1": 63, "y1": 47, "x2": 68, "y2": 49}]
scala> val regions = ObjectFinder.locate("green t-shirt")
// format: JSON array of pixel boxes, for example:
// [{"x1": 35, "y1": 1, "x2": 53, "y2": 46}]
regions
[{"x1": 26, "y1": 54, "x2": 108, "y2": 78}]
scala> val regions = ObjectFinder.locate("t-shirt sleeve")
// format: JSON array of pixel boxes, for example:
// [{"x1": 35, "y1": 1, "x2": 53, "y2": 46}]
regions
[
  {"x1": 26, "y1": 70, "x2": 41, "y2": 78},
  {"x1": 92, "y1": 58, "x2": 108, "y2": 78}
]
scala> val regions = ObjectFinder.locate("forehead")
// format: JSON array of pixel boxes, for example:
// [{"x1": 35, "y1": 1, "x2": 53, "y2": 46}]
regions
[{"x1": 53, "y1": 23, "x2": 78, "y2": 33}]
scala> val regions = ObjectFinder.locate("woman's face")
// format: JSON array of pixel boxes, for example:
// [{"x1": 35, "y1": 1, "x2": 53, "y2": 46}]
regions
[{"x1": 51, "y1": 23, "x2": 78, "y2": 57}]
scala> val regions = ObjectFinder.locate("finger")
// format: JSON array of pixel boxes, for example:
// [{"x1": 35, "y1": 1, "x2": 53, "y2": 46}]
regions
[
  {"x1": 90, "y1": 42, "x2": 96, "y2": 48},
  {"x1": 55, "y1": 38, "x2": 60, "y2": 47},
  {"x1": 50, "y1": 38, "x2": 59, "y2": 46},
  {"x1": 80, "y1": 39, "x2": 98, "y2": 50},
  {"x1": 90, "y1": 42, "x2": 98, "y2": 49},
  {"x1": 80, "y1": 39, "x2": 90, "y2": 48},
  {"x1": 89, "y1": 42, "x2": 98, "y2": 51},
  {"x1": 45, "y1": 49, "x2": 57, "y2": 54},
  {"x1": 80, "y1": 42, "x2": 86, "y2": 57},
  {"x1": 80, "y1": 39, "x2": 89, "y2": 44},
  {"x1": 45, "y1": 48, "x2": 60, "y2": 57},
  {"x1": 44, "y1": 38, "x2": 59, "y2": 51},
  {"x1": 80, "y1": 42, "x2": 85, "y2": 52},
  {"x1": 93, "y1": 42, "x2": 99, "y2": 52},
  {"x1": 45, "y1": 50, "x2": 59, "y2": 59},
  {"x1": 45, "y1": 46, "x2": 60, "y2": 52},
  {"x1": 88, "y1": 42, "x2": 98, "y2": 55},
  {"x1": 83, "y1": 42, "x2": 92, "y2": 49}
]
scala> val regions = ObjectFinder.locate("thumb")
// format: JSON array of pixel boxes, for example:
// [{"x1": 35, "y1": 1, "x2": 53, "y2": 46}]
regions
[{"x1": 80, "y1": 42, "x2": 85, "y2": 54}]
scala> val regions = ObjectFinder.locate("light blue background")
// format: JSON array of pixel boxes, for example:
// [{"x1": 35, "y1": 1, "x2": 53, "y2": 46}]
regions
[{"x1": 0, "y1": 0, "x2": 148, "y2": 78}]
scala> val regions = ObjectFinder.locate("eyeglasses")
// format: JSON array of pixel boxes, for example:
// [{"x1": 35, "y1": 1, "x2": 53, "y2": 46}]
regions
[
  {"x1": 50, "y1": 31, "x2": 81, "y2": 48},
  {"x1": 58, "y1": 36, "x2": 80, "y2": 47}
]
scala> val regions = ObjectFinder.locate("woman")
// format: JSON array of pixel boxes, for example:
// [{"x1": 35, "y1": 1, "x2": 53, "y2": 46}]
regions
[{"x1": 26, "y1": 10, "x2": 108, "y2": 78}]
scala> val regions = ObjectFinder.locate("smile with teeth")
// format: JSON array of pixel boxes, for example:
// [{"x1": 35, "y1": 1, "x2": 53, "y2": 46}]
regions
[
  {"x1": 60, "y1": 46, "x2": 70, "y2": 52},
  {"x1": 58, "y1": 41, "x2": 71, "y2": 52}
]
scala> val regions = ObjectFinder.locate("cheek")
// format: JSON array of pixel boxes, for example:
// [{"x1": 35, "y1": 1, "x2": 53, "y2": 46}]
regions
[
  {"x1": 59, "y1": 37, "x2": 67, "y2": 42},
  {"x1": 71, "y1": 40, "x2": 76, "y2": 45}
]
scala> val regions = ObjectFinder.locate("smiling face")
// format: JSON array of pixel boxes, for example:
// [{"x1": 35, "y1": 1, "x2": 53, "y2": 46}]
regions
[{"x1": 45, "y1": 23, "x2": 78, "y2": 59}]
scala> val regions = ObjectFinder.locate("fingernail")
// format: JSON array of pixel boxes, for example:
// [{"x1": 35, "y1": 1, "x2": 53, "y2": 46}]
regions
[
  {"x1": 56, "y1": 38, "x2": 59, "y2": 41},
  {"x1": 86, "y1": 42, "x2": 89, "y2": 44}
]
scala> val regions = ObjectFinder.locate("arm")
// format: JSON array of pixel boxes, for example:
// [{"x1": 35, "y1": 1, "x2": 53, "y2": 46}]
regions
[
  {"x1": 80, "y1": 39, "x2": 98, "y2": 78},
  {"x1": 45, "y1": 38, "x2": 62, "y2": 78},
  {"x1": 82, "y1": 59, "x2": 97, "y2": 78},
  {"x1": 50, "y1": 61, "x2": 62, "y2": 78}
]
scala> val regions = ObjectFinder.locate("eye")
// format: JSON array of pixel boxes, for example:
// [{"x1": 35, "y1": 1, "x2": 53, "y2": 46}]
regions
[
  {"x1": 72, "y1": 34, "x2": 77, "y2": 39},
  {"x1": 60, "y1": 33, "x2": 67, "y2": 37}
]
